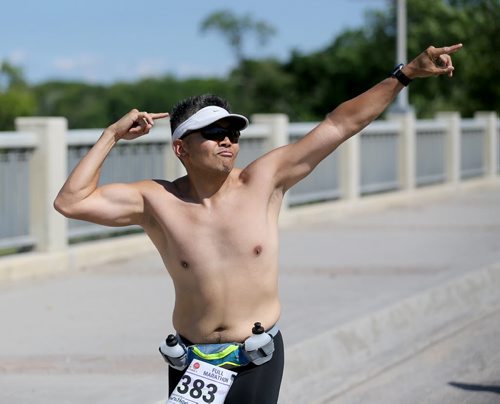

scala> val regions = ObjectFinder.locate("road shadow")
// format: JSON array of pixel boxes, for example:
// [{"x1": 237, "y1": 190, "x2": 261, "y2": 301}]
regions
[{"x1": 449, "y1": 381, "x2": 500, "y2": 395}]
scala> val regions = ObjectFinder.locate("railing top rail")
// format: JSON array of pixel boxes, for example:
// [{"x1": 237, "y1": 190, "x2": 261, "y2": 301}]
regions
[
  {"x1": 67, "y1": 128, "x2": 170, "y2": 146},
  {"x1": 461, "y1": 118, "x2": 485, "y2": 130},
  {"x1": 416, "y1": 119, "x2": 447, "y2": 132},
  {"x1": 289, "y1": 122, "x2": 320, "y2": 137},
  {"x1": 290, "y1": 120, "x2": 400, "y2": 138},
  {"x1": 0, "y1": 131, "x2": 38, "y2": 149},
  {"x1": 243, "y1": 123, "x2": 272, "y2": 138},
  {"x1": 360, "y1": 120, "x2": 399, "y2": 135}
]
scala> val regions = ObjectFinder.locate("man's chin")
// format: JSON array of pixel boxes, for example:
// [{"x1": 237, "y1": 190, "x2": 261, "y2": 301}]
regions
[{"x1": 221, "y1": 163, "x2": 233, "y2": 173}]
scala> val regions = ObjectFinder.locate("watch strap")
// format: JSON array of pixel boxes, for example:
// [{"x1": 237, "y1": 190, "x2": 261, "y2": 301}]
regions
[{"x1": 391, "y1": 63, "x2": 412, "y2": 86}]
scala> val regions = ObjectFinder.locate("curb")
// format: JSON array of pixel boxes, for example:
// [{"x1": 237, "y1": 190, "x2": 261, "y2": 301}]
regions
[
  {"x1": 0, "y1": 234, "x2": 155, "y2": 283},
  {"x1": 279, "y1": 263, "x2": 500, "y2": 403}
]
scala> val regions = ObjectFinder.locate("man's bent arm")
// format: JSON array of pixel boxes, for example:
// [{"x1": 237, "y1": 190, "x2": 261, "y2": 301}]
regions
[
  {"x1": 268, "y1": 44, "x2": 463, "y2": 192},
  {"x1": 54, "y1": 109, "x2": 168, "y2": 226}
]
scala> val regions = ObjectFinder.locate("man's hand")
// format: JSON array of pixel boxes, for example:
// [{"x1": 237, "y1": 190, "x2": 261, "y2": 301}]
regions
[
  {"x1": 108, "y1": 109, "x2": 169, "y2": 141},
  {"x1": 405, "y1": 43, "x2": 463, "y2": 79}
]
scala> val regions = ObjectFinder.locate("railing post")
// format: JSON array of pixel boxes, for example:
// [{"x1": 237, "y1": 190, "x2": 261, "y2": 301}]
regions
[
  {"x1": 389, "y1": 110, "x2": 416, "y2": 191},
  {"x1": 437, "y1": 112, "x2": 461, "y2": 186},
  {"x1": 15, "y1": 117, "x2": 68, "y2": 253},
  {"x1": 251, "y1": 113, "x2": 289, "y2": 151},
  {"x1": 251, "y1": 114, "x2": 290, "y2": 208},
  {"x1": 475, "y1": 111, "x2": 499, "y2": 178},
  {"x1": 339, "y1": 135, "x2": 361, "y2": 200}
]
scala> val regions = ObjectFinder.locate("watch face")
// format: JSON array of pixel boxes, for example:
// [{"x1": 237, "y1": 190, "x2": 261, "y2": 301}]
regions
[
  {"x1": 392, "y1": 63, "x2": 404, "y2": 74},
  {"x1": 391, "y1": 64, "x2": 411, "y2": 86}
]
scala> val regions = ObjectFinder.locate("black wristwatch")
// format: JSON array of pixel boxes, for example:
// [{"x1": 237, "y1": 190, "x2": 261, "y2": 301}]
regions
[{"x1": 391, "y1": 63, "x2": 412, "y2": 86}]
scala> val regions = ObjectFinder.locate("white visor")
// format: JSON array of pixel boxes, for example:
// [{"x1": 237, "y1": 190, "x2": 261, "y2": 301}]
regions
[{"x1": 172, "y1": 106, "x2": 249, "y2": 141}]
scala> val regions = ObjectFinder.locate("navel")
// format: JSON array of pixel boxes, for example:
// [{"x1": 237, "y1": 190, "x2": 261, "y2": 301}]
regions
[
  {"x1": 254, "y1": 245, "x2": 263, "y2": 256},
  {"x1": 180, "y1": 260, "x2": 189, "y2": 269}
]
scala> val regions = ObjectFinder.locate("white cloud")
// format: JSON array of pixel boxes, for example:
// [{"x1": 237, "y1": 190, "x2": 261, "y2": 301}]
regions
[
  {"x1": 174, "y1": 62, "x2": 230, "y2": 79},
  {"x1": 136, "y1": 59, "x2": 168, "y2": 78},
  {"x1": 8, "y1": 49, "x2": 28, "y2": 64},
  {"x1": 52, "y1": 54, "x2": 99, "y2": 72}
]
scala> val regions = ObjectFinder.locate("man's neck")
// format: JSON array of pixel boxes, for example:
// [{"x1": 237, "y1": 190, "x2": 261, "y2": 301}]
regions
[{"x1": 184, "y1": 168, "x2": 236, "y2": 204}]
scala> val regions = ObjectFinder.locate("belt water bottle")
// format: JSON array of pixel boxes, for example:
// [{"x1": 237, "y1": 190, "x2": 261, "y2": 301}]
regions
[
  {"x1": 159, "y1": 334, "x2": 188, "y2": 370},
  {"x1": 244, "y1": 322, "x2": 274, "y2": 365}
]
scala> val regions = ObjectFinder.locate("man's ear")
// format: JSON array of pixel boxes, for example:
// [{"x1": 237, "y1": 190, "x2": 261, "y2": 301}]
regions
[{"x1": 173, "y1": 139, "x2": 187, "y2": 158}]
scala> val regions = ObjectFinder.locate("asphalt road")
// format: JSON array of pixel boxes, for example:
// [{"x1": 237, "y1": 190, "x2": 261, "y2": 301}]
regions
[
  {"x1": 1, "y1": 182, "x2": 499, "y2": 403},
  {"x1": 331, "y1": 307, "x2": 500, "y2": 404}
]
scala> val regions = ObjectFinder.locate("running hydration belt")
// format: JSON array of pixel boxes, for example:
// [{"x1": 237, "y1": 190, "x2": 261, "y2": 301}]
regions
[{"x1": 159, "y1": 324, "x2": 279, "y2": 370}]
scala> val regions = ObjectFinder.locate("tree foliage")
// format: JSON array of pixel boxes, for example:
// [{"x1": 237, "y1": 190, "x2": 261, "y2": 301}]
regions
[
  {"x1": 0, "y1": 0, "x2": 498, "y2": 130},
  {"x1": 200, "y1": 10, "x2": 276, "y2": 65},
  {"x1": 0, "y1": 62, "x2": 36, "y2": 130},
  {"x1": 405, "y1": 0, "x2": 500, "y2": 116}
]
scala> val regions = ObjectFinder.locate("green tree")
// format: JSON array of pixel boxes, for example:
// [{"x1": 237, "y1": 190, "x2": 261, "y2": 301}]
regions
[
  {"x1": 284, "y1": 21, "x2": 393, "y2": 120},
  {"x1": 33, "y1": 75, "x2": 234, "y2": 129},
  {"x1": 200, "y1": 10, "x2": 276, "y2": 66},
  {"x1": 228, "y1": 58, "x2": 295, "y2": 117},
  {"x1": 445, "y1": 0, "x2": 499, "y2": 115},
  {"x1": 200, "y1": 9, "x2": 277, "y2": 112},
  {"x1": 28, "y1": 0, "x2": 499, "y2": 127},
  {"x1": 405, "y1": 0, "x2": 499, "y2": 116},
  {"x1": 284, "y1": 0, "x2": 499, "y2": 119},
  {"x1": 0, "y1": 62, "x2": 36, "y2": 130},
  {"x1": 33, "y1": 81, "x2": 109, "y2": 128}
]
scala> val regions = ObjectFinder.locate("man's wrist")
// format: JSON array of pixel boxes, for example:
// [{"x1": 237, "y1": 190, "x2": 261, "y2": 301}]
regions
[
  {"x1": 401, "y1": 64, "x2": 417, "y2": 80},
  {"x1": 102, "y1": 126, "x2": 121, "y2": 144},
  {"x1": 390, "y1": 63, "x2": 412, "y2": 86}
]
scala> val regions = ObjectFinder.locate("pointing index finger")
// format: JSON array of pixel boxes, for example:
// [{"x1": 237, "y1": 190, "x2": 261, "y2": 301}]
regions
[
  {"x1": 440, "y1": 43, "x2": 463, "y2": 55},
  {"x1": 151, "y1": 112, "x2": 170, "y2": 121}
]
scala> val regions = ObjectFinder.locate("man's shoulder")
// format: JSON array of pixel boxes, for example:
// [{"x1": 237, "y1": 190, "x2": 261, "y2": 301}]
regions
[
  {"x1": 149, "y1": 177, "x2": 194, "y2": 200},
  {"x1": 132, "y1": 178, "x2": 178, "y2": 196}
]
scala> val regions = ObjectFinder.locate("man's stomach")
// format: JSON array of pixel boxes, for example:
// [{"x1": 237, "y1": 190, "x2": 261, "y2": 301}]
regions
[{"x1": 171, "y1": 280, "x2": 281, "y2": 344}]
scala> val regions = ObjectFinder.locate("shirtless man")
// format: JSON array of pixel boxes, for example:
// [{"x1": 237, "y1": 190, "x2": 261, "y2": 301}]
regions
[{"x1": 54, "y1": 43, "x2": 462, "y2": 403}]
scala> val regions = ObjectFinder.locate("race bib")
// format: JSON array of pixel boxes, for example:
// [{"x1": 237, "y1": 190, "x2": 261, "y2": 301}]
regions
[{"x1": 167, "y1": 360, "x2": 237, "y2": 404}]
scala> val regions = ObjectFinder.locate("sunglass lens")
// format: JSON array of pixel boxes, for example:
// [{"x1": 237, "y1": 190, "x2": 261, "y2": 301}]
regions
[{"x1": 201, "y1": 127, "x2": 240, "y2": 143}]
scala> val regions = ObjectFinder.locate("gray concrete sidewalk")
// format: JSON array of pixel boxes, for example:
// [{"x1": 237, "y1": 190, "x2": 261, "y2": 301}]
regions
[{"x1": 1, "y1": 182, "x2": 500, "y2": 403}]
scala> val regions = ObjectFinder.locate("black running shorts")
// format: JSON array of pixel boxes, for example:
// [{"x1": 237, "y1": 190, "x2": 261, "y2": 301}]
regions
[{"x1": 168, "y1": 331, "x2": 285, "y2": 404}]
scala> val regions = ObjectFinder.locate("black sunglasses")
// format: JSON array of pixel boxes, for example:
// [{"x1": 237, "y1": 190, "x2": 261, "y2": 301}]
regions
[{"x1": 182, "y1": 126, "x2": 241, "y2": 143}]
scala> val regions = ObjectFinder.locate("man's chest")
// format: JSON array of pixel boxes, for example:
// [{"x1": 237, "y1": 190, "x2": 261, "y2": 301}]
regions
[
  {"x1": 145, "y1": 180, "x2": 281, "y2": 257},
  {"x1": 168, "y1": 202, "x2": 274, "y2": 250}
]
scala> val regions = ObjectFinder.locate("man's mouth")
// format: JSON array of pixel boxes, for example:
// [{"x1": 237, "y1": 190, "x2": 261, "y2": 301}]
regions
[{"x1": 218, "y1": 150, "x2": 233, "y2": 157}]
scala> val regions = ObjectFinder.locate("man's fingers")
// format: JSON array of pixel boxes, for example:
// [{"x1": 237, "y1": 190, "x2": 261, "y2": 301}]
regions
[
  {"x1": 151, "y1": 112, "x2": 170, "y2": 121},
  {"x1": 127, "y1": 111, "x2": 169, "y2": 136},
  {"x1": 141, "y1": 112, "x2": 169, "y2": 127},
  {"x1": 435, "y1": 43, "x2": 463, "y2": 56},
  {"x1": 445, "y1": 43, "x2": 463, "y2": 54},
  {"x1": 131, "y1": 115, "x2": 148, "y2": 128},
  {"x1": 143, "y1": 114, "x2": 154, "y2": 127},
  {"x1": 438, "y1": 54, "x2": 452, "y2": 69},
  {"x1": 424, "y1": 44, "x2": 462, "y2": 77}
]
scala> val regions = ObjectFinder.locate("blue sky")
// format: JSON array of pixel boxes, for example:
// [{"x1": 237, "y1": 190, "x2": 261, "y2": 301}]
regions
[{"x1": 1, "y1": 0, "x2": 388, "y2": 84}]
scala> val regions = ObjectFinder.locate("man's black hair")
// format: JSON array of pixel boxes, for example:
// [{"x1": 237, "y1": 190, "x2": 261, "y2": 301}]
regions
[{"x1": 170, "y1": 94, "x2": 232, "y2": 134}]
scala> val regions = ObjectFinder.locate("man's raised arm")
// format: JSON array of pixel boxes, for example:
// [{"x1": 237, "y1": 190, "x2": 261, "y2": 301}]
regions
[
  {"x1": 54, "y1": 109, "x2": 168, "y2": 227},
  {"x1": 327, "y1": 44, "x2": 462, "y2": 140},
  {"x1": 271, "y1": 44, "x2": 463, "y2": 192}
]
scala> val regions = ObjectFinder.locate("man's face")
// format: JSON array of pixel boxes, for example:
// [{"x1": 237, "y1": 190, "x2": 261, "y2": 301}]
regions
[{"x1": 179, "y1": 118, "x2": 240, "y2": 174}]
